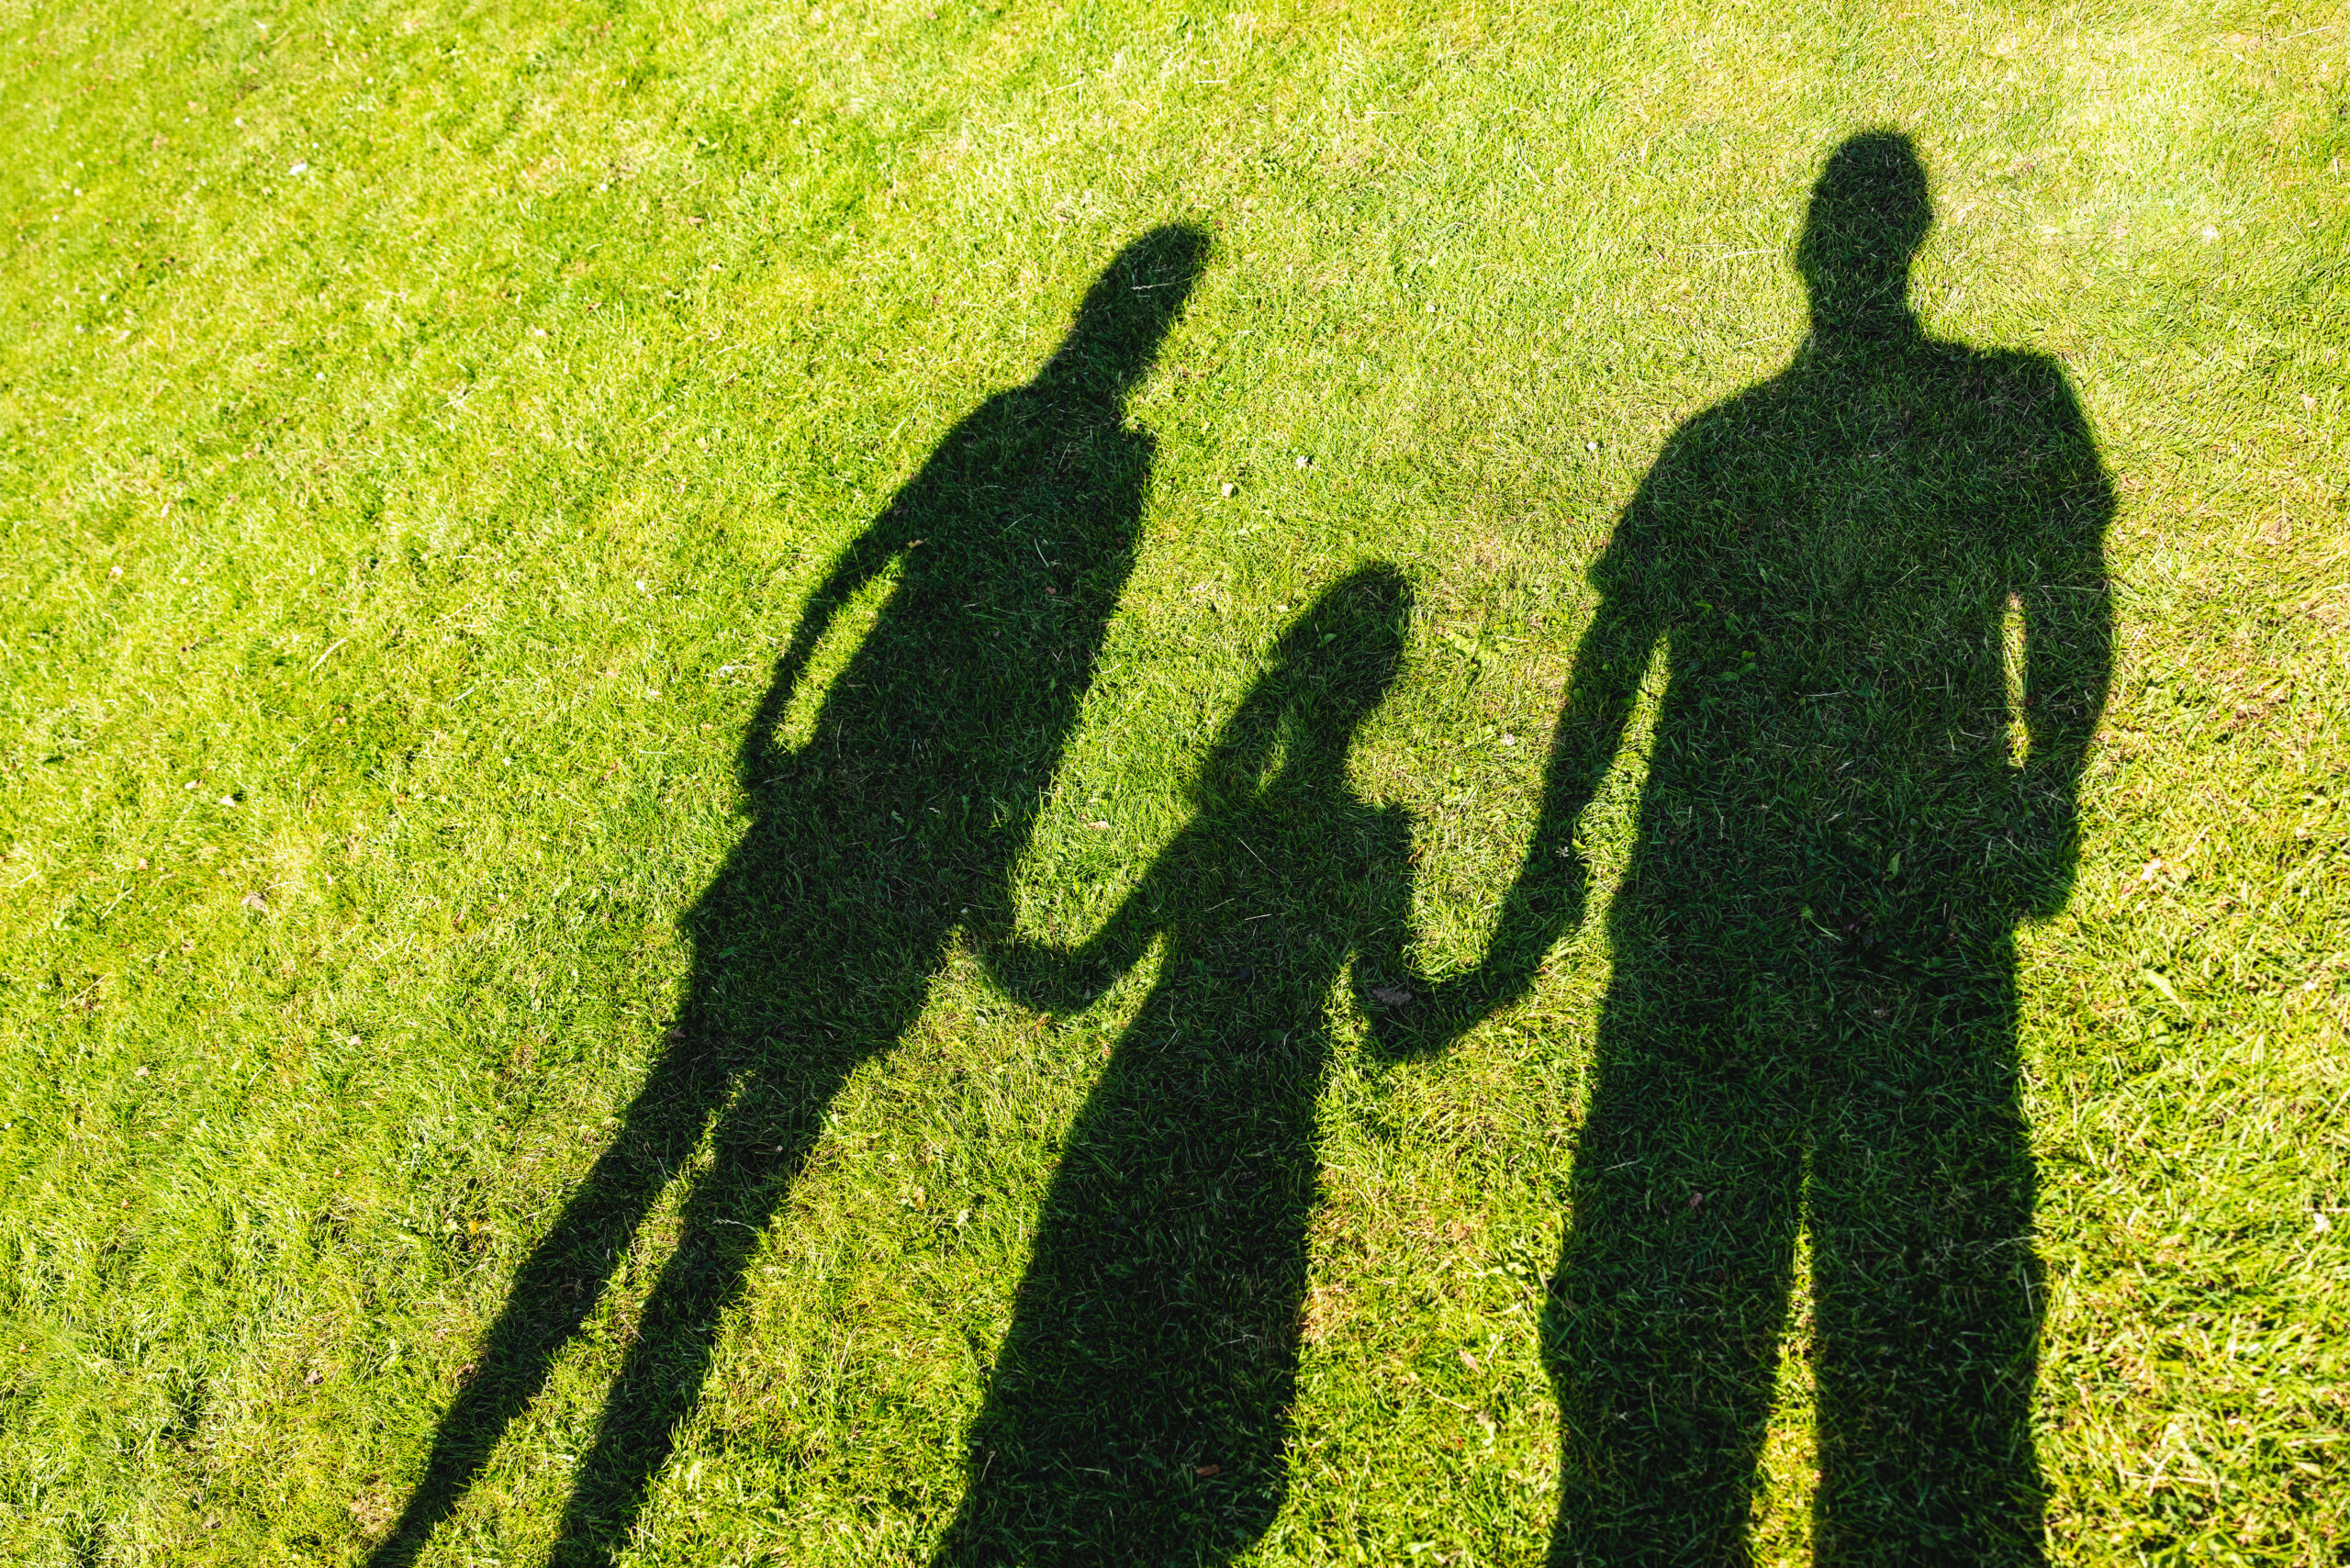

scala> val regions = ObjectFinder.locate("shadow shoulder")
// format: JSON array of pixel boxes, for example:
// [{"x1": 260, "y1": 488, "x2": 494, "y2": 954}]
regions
[
  {"x1": 870, "y1": 389, "x2": 1047, "y2": 519},
  {"x1": 1620, "y1": 381, "x2": 1762, "y2": 476},
  {"x1": 1923, "y1": 337, "x2": 2090, "y2": 419},
  {"x1": 917, "y1": 384, "x2": 1150, "y2": 476},
  {"x1": 1672, "y1": 377, "x2": 1786, "y2": 439},
  {"x1": 1625, "y1": 376, "x2": 1795, "y2": 499},
  {"x1": 1924, "y1": 338, "x2": 2116, "y2": 527}
]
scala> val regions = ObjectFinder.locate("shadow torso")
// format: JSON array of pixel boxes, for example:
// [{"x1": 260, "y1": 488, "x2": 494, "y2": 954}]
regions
[
  {"x1": 1598, "y1": 336, "x2": 2097, "y2": 960},
  {"x1": 685, "y1": 386, "x2": 1149, "y2": 1049}
]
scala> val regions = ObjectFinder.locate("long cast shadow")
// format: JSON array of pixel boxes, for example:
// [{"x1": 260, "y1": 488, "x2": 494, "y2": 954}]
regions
[
  {"x1": 935, "y1": 566, "x2": 1424, "y2": 1565},
  {"x1": 1400, "y1": 133, "x2": 2113, "y2": 1562},
  {"x1": 367, "y1": 225, "x2": 1209, "y2": 1568}
]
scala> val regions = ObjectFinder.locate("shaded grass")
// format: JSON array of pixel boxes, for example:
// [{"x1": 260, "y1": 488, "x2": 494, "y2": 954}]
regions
[{"x1": 1, "y1": 0, "x2": 2345, "y2": 1562}]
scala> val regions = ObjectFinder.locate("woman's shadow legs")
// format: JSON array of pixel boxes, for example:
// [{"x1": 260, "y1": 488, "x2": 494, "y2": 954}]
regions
[
  {"x1": 363, "y1": 1040, "x2": 743, "y2": 1568},
  {"x1": 544, "y1": 1063, "x2": 873, "y2": 1565},
  {"x1": 1806, "y1": 960, "x2": 2043, "y2": 1564}
]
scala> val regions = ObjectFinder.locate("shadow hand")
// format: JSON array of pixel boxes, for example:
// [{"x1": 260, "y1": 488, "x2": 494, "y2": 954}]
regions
[
  {"x1": 1361, "y1": 969, "x2": 1508, "y2": 1060},
  {"x1": 976, "y1": 933, "x2": 1113, "y2": 1017},
  {"x1": 1360, "y1": 843, "x2": 1591, "y2": 1060}
]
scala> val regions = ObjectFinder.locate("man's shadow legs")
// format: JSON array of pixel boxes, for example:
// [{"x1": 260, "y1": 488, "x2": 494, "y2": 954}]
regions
[
  {"x1": 1807, "y1": 959, "x2": 2043, "y2": 1565},
  {"x1": 1543, "y1": 943, "x2": 2044, "y2": 1565},
  {"x1": 1543, "y1": 970, "x2": 1806, "y2": 1566}
]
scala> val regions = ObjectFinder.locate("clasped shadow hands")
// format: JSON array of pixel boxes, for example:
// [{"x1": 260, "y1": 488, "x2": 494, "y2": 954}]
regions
[
  {"x1": 975, "y1": 884, "x2": 1158, "y2": 1022},
  {"x1": 1364, "y1": 595, "x2": 1651, "y2": 1063},
  {"x1": 1360, "y1": 843, "x2": 1589, "y2": 1061}
]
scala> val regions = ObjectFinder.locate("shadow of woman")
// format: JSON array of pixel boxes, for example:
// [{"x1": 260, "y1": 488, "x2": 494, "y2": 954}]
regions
[
  {"x1": 1392, "y1": 133, "x2": 2113, "y2": 1562},
  {"x1": 366, "y1": 225, "x2": 1209, "y2": 1568},
  {"x1": 934, "y1": 566, "x2": 1424, "y2": 1565}
]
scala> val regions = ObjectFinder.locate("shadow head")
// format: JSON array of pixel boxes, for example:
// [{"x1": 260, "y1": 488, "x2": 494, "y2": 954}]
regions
[
  {"x1": 1200, "y1": 564, "x2": 1414, "y2": 806},
  {"x1": 1034, "y1": 223, "x2": 1213, "y2": 399},
  {"x1": 1796, "y1": 131, "x2": 1932, "y2": 335}
]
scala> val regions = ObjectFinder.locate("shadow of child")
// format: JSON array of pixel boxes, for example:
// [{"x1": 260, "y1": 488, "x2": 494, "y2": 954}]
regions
[{"x1": 934, "y1": 565, "x2": 1424, "y2": 1566}]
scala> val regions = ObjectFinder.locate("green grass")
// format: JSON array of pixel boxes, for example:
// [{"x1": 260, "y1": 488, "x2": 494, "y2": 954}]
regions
[{"x1": 2, "y1": 0, "x2": 2345, "y2": 1562}]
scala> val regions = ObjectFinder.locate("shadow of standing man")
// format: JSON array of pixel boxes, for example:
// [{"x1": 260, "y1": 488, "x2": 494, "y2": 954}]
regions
[
  {"x1": 367, "y1": 224, "x2": 1209, "y2": 1568},
  {"x1": 1396, "y1": 134, "x2": 2112, "y2": 1562}
]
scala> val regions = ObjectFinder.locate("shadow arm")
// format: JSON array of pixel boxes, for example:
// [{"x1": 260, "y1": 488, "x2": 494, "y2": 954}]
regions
[
  {"x1": 1375, "y1": 588, "x2": 1661, "y2": 1058},
  {"x1": 2015, "y1": 420, "x2": 2116, "y2": 920},
  {"x1": 736, "y1": 510, "x2": 913, "y2": 778},
  {"x1": 979, "y1": 843, "x2": 1175, "y2": 1016}
]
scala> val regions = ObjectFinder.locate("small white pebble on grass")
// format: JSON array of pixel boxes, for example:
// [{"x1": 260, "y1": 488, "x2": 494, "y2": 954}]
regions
[
  {"x1": 1220, "y1": 481, "x2": 1236, "y2": 497},
  {"x1": 184, "y1": 781, "x2": 198, "y2": 790},
  {"x1": 289, "y1": 161, "x2": 308, "y2": 176}
]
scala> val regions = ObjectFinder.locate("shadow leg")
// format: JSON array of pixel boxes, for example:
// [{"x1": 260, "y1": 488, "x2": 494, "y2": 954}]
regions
[
  {"x1": 366, "y1": 1040, "x2": 737, "y2": 1568},
  {"x1": 1809, "y1": 950, "x2": 2043, "y2": 1566},
  {"x1": 935, "y1": 1019, "x2": 1317, "y2": 1567},
  {"x1": 1546, "y1": 966, "x2": 1805, "y2": 1567},
  {"x1": 542, "y1": 1059, "x2": 867, "y2": 1567}
]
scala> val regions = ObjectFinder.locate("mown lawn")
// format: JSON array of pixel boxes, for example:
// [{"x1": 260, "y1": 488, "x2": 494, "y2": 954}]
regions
[{"x1": 2, "y1": 0, "x2": 2345, "y2": 1562}]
